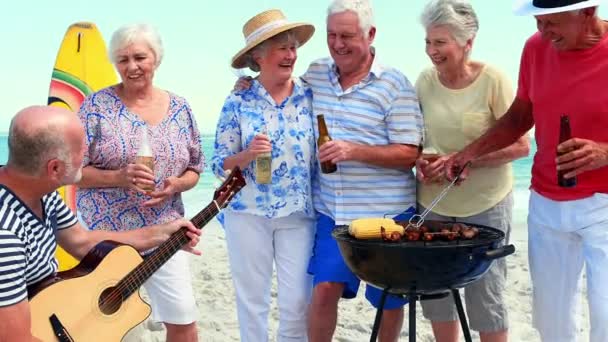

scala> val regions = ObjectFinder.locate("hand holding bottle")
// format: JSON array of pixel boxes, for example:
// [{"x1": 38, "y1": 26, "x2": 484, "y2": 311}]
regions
[
  {"x1": 556, "y1": 114, "x2": 576, "y2": 187},
  {"x1": 117, "y1": 127, "x2": 154, "y2": 193},
  {"x1": 557, "y1": 138, "x2": 608, "y2": 179},
  {"x1": 249, "y1": 130, "x2": 272, "y2": 184},
  {"x1": 247, "y1": 134, "x2": 272, "y2": 161},
  {"x1": 318, "y1": 140, "x2": 356, "y2": 164},
  {"x1": 317, "y1": 115, "x2": 337, "y2": 173},
  {"x1": 144, "y1": 176, "x2": 181, "y2": 207},
  {"x1": 416, "y1": 154, "x2": 452, "y2": 184},
  {"x1": 119, "y1": 163, "x2": 155, "y2": 193}
]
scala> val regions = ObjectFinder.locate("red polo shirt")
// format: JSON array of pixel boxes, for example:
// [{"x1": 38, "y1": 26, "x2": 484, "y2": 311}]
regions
[{"x1": 517, "y1": 32, "x2": 608, "y2": 201}]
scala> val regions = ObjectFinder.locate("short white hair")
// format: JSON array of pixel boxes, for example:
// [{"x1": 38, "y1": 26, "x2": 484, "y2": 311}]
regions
[
  {"x1": 327, "y1": 0, "x2": 375, "y2": 33},
  {"x1": 421, "y1": 0, "x2": 479, "y2": 47},
  {"x1": 109, "y1": 23, "x2": 164, "y2": 67}
]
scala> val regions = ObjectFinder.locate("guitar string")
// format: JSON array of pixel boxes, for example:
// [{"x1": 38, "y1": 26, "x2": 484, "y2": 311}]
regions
[
  {"x1": 99, "y1": 205, "x2": 215, "y2": 308},
  {"x1": 97, "y1": 211, "x2": 208, "y2": 310},
  {"x1": 95, "y1": 183, "x2": 238, "y2": 310},
  {"x1": 115, "y1": 189, "x2": 238, "y2": 293},
  {"x1": 97, "y1": 203, "x2": 219, "y2": 310}
]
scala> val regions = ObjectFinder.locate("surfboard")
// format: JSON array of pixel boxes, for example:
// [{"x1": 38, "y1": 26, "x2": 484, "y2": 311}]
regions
[{"x1": 48, "y1": 22, "x2": 117, "y2": 271}]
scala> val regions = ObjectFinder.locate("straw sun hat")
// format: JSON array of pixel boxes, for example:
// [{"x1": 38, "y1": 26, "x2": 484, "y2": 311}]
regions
[
  {"x1": 231, "y1": 9, "x2": 315, "y2": 69},
  {"x1": 513, "y1": 0, "x2": 601, "y2": 16}
]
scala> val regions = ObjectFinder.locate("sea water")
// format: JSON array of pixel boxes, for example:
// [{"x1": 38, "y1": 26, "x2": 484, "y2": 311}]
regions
[{"x1": 0, "y1": 135, "x2": 535, "y2": 239}]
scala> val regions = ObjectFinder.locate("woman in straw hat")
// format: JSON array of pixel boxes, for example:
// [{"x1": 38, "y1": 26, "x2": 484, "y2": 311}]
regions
[{"x1": 211, "y1": 9, "x2": 316, "y2": 342}]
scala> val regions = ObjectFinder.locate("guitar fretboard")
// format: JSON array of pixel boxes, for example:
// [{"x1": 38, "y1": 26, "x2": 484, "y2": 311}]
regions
[{"x1": 116, "y1": 203, "x2": 218, "y2": 298}]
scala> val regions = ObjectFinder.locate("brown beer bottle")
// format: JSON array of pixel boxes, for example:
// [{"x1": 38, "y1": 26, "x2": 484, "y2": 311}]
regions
[
  {"x1": 557, "y1": 114, "x2": 576, "y2": 188},
  {"x1": 317, "y1": 114, "x2": 337, "y2": 174}
]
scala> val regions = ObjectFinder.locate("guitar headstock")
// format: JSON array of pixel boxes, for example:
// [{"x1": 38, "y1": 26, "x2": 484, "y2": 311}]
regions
[{"x1": 213, "y1": 167, "x2": 246, "y2": 209}]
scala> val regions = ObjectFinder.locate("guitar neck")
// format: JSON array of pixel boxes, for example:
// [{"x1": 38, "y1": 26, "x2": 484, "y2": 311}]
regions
[{"x1": 116, "y1": 203, "x2": 218, "y2": 298}]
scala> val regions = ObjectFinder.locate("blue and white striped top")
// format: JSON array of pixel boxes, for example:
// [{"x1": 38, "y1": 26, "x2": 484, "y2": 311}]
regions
[
  {"x1": 303, "y1": 53, "x2": 423, "y2": 225},
  {"x1": 0, "y1": 186, "x2": 77, "y2": 307}
]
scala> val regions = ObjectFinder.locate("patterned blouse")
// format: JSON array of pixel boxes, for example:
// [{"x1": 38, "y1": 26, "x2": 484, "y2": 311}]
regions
[
  {"x1": 212, "y1": 78, "x2": 315, "y2": 219},
  {"x1": 76, "y1": 86, "x2": 205, "y2": 231}
]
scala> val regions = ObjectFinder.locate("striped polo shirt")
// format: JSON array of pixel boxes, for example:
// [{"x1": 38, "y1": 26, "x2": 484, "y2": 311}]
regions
[
  {"x1": 303, "y1": 53, "x2": 423, "y2": 225},
  {"x1": 0, "y1": 186, "x2": 77, "y2": 307}
]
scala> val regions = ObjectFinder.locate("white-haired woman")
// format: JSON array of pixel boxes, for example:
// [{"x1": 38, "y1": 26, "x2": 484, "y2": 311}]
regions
[
  {"x1": 211, "y1": 9, "x2": 316, "y2": 342},
  {"x1": 76, "y1": 24, "x2": 204, "y2": 342},
  {"x1": 415, "y1": 1, "x2": 529, "y2": 342}
]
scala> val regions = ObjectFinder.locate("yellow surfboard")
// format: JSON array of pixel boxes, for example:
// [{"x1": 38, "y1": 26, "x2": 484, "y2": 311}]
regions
[{"x1": 48, "y1": 22, "x2": 117, "y2": 271}]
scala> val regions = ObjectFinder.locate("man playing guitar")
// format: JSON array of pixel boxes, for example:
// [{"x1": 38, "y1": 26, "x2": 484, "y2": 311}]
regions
[{"x1": 0, "y1": 106, "x2": 201, "y2": 342}]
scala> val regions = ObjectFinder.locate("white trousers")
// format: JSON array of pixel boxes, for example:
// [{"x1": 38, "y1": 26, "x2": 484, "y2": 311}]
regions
[
  {"x1": 224, "y1": 211, "x2": 314, "y2": 342},
  {"x1": 528, "y1": 190, "x2": 608, "y2": 342}
]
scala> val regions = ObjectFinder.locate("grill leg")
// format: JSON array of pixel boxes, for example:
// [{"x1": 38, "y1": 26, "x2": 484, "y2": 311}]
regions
[
  {"x1": 409, "y1": 294, "x2": 417, "y2": 342},
  {"x1": 451, "y1": 289, "x2": 473, "y2": 342},
  {"x1": 369, "y1": 289, "x2": 389, "y2": 342}
]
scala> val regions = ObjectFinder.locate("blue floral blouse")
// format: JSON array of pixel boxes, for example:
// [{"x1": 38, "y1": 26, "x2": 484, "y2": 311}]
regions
[{"x1": 212, "y1": 78, "x2": 315, "y2": 219}]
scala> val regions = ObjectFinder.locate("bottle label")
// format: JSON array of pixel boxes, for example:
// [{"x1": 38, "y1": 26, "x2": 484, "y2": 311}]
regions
[
  {"x1": 135, "y1": 156, "x2": 155, "y2": 191},
  {"x1": 256, "y1": 155, "x2": 272, "y2": 184}
]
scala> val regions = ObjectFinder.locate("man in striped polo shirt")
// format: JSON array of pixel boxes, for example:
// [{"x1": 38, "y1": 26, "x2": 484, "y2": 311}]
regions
[
  {"x1": 306, "y1": 1, "x2": 423, "y2": 341},
  {"x1": 0, "y1": 106, "x2": 201, "y2": 341}
]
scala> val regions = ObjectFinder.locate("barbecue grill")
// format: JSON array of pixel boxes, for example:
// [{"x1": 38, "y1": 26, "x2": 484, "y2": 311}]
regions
[{"x1": 332, "y1": 220, "x2": 515, "y2": 342}]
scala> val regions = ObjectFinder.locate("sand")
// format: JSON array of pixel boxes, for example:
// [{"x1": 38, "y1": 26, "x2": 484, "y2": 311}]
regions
[{"x1": 123, "y1": 220, "x2": 590, "y2": 342}]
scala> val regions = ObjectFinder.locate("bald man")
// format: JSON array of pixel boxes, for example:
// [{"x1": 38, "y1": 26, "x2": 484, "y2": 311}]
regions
[{"x1": 0, "y1": 106, "x2": 202, "y2": 341}]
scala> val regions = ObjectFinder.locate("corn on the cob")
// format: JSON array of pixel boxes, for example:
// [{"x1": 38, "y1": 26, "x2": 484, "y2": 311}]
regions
[{"x1": 348, "y1": 218, "x2": 404, "y2": 239}]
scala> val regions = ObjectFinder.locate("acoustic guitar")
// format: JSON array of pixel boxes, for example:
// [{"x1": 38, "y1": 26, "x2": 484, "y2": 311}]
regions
[{"x1": 28, "y1": 167, "x2": 245, "y2": 342}]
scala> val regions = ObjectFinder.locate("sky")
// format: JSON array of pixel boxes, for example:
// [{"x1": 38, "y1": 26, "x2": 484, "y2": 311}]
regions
[{"x1": 1, "y1": 1, "x2": 606, "y2": 134}]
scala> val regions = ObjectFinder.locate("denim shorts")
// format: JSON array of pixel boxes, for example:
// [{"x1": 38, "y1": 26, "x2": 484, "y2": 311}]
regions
[{"x1": 307, "y1": 212, "x2": 409, "y2": 309}]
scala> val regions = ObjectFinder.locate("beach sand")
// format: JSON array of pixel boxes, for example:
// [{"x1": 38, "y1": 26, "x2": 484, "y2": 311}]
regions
[{"x1": 124, "y1": 220, "x2": 590, "y2": 342}]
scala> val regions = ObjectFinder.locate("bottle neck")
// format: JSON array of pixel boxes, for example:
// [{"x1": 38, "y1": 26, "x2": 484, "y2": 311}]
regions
[
  {"x1": 317, "y1": 116, "x2": 329, "y2": 137},
  {"x1": 138, "y1": 129, "x2": 153, "y2": 157},
  {"x1": 559, "y1": 116, "x2": 571, "y2": 143}
]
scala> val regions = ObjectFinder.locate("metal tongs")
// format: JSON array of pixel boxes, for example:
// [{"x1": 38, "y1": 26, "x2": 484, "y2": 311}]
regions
[{"x1": 406, "y1": 161, "x2": 472, "y2": 230}]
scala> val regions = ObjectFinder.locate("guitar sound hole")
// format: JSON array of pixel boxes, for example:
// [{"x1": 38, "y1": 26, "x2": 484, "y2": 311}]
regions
[{"x1": 98, "y1": 287, "x2": 123, "y2": 315}]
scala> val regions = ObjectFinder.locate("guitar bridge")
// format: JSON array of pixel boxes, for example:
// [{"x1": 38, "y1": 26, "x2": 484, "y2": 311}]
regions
[{"x1": 49, "y1": 313, "x2": 75, "y2": 342}]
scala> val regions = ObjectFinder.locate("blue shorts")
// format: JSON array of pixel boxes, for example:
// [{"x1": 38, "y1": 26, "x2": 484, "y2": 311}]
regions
[{"x1": 307, "y1": 212, "x2": 409, "y2": 309}]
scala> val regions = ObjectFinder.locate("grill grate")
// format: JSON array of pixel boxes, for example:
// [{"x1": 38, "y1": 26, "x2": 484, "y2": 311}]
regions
[{"x1": 335, "y1": 221, "x2": 505, "y2": 248}]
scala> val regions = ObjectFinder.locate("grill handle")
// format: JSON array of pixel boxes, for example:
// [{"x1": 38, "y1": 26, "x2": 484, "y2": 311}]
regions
[{"x1": 484, "y1": 244, "x2": 515, "y2": 260}]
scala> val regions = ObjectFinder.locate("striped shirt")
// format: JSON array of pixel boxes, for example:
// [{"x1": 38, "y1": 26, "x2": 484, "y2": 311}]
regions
[
  {"x1": 303, "y1": 53, "x2": 423, "y2": 225},
  {"x1": 0, "y1": 186, "x2": 77, "y2": 307}
]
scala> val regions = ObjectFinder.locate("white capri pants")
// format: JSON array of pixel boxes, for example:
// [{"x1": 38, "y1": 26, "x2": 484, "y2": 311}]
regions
[
  {"x1": 528, "y1": 190, "x2": 608, "y2": 342},
  {"x1": 224, "y1": 211, "x2": 314, "y2": 342},
  {"x1": 143, "y1": 250, "x2": 199, "y2": 325}
]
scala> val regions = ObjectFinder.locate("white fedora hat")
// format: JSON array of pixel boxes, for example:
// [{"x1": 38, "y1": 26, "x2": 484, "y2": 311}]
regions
[
  {"x1": 231, "y1": 9, "x2": 315, "y2": 69},
  {"x1": 514, "y1": 0, "x2": 601, "y2": 16}
]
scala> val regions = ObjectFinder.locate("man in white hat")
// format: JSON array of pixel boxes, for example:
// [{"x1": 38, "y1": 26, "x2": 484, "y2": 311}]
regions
[
  {"x1": 304, "y1": 0, "x2": 423, "y2": 341},
  {"x1": 447, "y1": 1, "x2": 608, "y2": 341}
]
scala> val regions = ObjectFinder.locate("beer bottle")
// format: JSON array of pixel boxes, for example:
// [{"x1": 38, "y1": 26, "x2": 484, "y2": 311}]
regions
[
  {"x1": 255, "y1": 127, "x2": 272, "y2": 184},
  {"x1": 136, "y1": 127, "x2": 155, "y2": 192},
  {"x1": 317, "y1": 114, "x2": 337, "y2": 173},
  {"x1": 557, "y1": 114, "x2": 576, "y2": 188}
]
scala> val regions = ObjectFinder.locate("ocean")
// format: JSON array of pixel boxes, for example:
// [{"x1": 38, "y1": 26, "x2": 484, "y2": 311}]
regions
[{"x1": 0, "y1": 135, "x2": 535, "y2": 238}]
